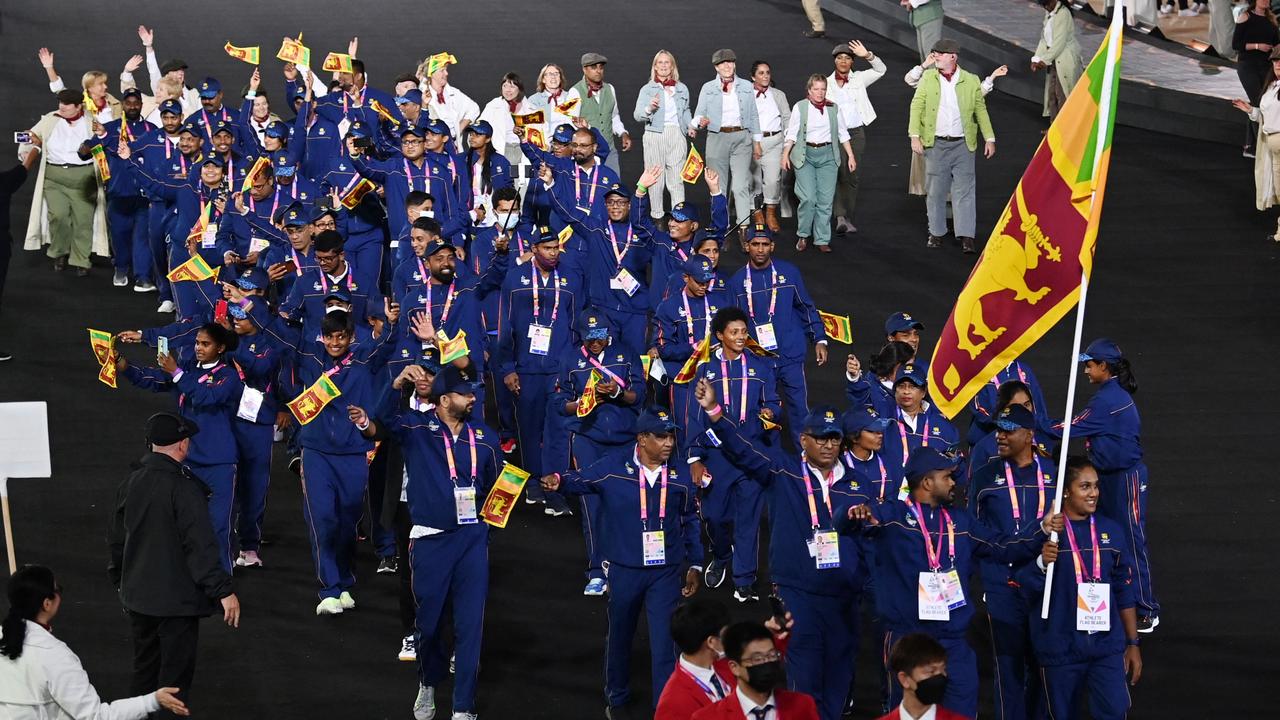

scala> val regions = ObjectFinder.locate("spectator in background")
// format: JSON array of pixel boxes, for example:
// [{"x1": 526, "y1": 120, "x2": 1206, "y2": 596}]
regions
[
  {"x1": 1233, "y1": 0, "x2": 1280, "y2": 157},
  {"x1": 902, "y1": 0, "x2": 945, "y2": 62},
  {"x1": 0, "y1": 144, "x2": 39, "y2": 362},
  {"x1": 1234, "y1": 50, "x2": 1280, "y2": 239},
  {"x1": 827, "y1": 41, "x2": 886, "y2": 236},
  {"x1": 801, "y1": 0, "x2": 827, "y2": 38},
  {"x1": 782, "y1": 75, "x2": 858, "y2": 253},
  {"x1": 1031, "y1": 0, "x2": 1083, "y2": 121},
  {"x1": 0, "y1": 565, "x2": 190, "y2": 719}
]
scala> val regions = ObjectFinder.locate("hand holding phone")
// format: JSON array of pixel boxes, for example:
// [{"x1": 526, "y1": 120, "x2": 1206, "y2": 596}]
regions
[
  {"x1": 214, "y1": 300, "x2": 229, "y2": 324},
  {"x1": 14, "y1": 132, "x2": 32, "y2": 144},
  {"x1": 157, "y1": 336, "x2": 170, "y2": 357}
]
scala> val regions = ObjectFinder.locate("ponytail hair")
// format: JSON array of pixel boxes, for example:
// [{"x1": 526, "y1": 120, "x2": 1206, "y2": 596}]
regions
[
  {"x1": 1106, "y1": 358, "x2": 1138, "y2": 395},
  {"x1": 1063, "y1": 454, "x2": 1095, "y2": 492},
  {"x1": 3, "y1": 565, "x2": 59, "y2": 660},
  {"x1": 869, "y1": 341, "x2": 916, "y2": 379}
]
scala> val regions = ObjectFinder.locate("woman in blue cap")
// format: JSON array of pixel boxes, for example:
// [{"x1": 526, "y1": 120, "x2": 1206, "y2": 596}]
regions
[{"x1": 1053, "y1": 338, "x2": 1159, "y2": 632}]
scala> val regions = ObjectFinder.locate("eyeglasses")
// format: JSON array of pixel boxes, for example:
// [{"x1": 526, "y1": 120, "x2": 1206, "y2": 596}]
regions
[
  {"x1": 805, "y1": 435, "x2": 841, "y2": 447},
  {"x1": 604, "y1": 199, "x2": 630, "y2": 207},
  {"x1": 740, "y1": 650, "x2": 782, "y2": 666},
  {"x1": 402, "y1": 138, "x2": 424, "y2": 146}
]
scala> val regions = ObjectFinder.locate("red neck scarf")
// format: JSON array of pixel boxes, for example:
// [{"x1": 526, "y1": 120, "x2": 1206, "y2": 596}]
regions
[
  {"x1": 63, "y1": 111, "x2": 84, "y2": 124},
  {"x1": 939, "y1": 68, "x2": 957, "y2": 82},
  {"x1": 548, "y1": 89, "x2": 562, "y2": 103},
  {"x1": 507, "y1": 98, "x2": 520, "y2": 112},
  {"x1": 754, "y1": 84, "x2": 769, "y2": 98},
  {"x1": 656, "y1": 76, "x2": 676, "y2": 88},
  {"x1": 435, "y1": 86, "x2": 447, "y2": 104},
  {"x1": 810, "y1": 100, "x2": 827, "y2": 114},
  {"x1": 721, "y1": 79, "x2": 733, "y2": 93},
  {"x1": 586, "y1": 80, "x2": 603, "y2": 97},
  {"x1": 835, "y1": 71, "x2": 849, "y2": 86}
]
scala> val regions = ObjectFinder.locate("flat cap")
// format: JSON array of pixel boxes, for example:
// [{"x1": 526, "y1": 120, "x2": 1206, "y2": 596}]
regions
[
  {"x1": 581, "y1": 52, "x2": 608, "y2": 67},
  {"x1": 711, "y1": 49, "x2": 736, "y2": 65}
]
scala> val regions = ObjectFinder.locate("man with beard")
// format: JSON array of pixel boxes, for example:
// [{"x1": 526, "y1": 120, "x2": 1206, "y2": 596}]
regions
[
  {"x1": 573, "y1": 53, "x2": 632, "y2": 175},
  {"x1": 187, "y1": 78, "x2": 239, "y2": 149},
  {"x1": 304, "y1": 57, "x2": 404, "y2": 158},
  {"x1": 691, "y1": 622, "x2": 820, "y2": 720}
]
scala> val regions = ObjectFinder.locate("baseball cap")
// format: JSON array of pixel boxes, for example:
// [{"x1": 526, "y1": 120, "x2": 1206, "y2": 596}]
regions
[
  {"x1": 670, "y1": 202, "x2": 700, "y2": 224},
  {"x1": 904, "y1": 447, "x2": 960, "y2": 482},
  {"x1": 197, "y1": 77, "x2": 222, "y2": 98},
  {"x1": 994, "y1": 404, "x2": 1037, "y2": 432},
  {"x1": 801, "y1": 406, "x2": 843, "y2": 439},
  {"x1": 578, "y1": 310, "x2": 613, "y2": 341},
  {"x1": 894, "y1": 364, "x2": 927, "y2": 388},
  {"x1": 1078, "y1": 338, "x2": 1123, "y2": 363},
  {"x1": 885, "y1": 312, "x2": 924, "y2": 335},
  {"x1": 430, "y1": 365, "x2": 480, "y2": 397},
  {"x1": 843, "y1": 407, "x2": 894, "y2": 435},
  {"x1": 682, "y1": 255, "x2": 715, "y2": 284},
  {"x1": 635, "y1": 407, "x2": 677, "y2": 435}
]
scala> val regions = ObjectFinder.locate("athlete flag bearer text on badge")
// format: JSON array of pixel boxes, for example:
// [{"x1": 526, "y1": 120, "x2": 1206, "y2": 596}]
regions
[{"x1": 927, "y1": 16, "x2": 1122, "y2": 419}]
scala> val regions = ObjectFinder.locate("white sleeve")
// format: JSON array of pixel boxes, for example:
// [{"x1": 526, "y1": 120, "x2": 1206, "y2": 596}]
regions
[
  {"x1": 45, "y1": 645, "x2": 162, "y2": 720},
  {"x1": 981, "y1": 77, "x2": 995, "y2": 96},
  {"x1": 610, "y1": 86, "x2": 627, "y2": 136},
  {"x1": 49, "y1": 76, "x2": 66, "y2": 93},
  {"x1": 904, "y1": 65, "x2": 924, "y2": 88},
  {"x1": 784, "y1": 104, "x2": 802, "y2": 143},
  {"x1": 145, "y1": 48, "x2": 162, "y2": 97},
  {"x1": 461, "y1": 91, "x2": 481, "y2": 122},
  {"x1": 120, "y1": 72, "x2": 137, "y2": 94},
  {"x1": 836, "y1": 108, "x2": 853, "y2": 142}
]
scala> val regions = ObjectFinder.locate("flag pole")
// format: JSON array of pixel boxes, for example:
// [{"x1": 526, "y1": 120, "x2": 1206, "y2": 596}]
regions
[
  {"x1": 1041, "y1": 0, "x2": 1125, "y2": 620},
  {"x1": 1, "y1": 476, "x2": 16, "y2": 574}
]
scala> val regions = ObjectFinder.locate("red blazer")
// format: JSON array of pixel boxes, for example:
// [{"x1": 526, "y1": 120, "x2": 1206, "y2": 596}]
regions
[
  {"x1": 876, "y1": 706, "x2": 972, "y2": 720},
  {"x1": 690, "y1": 689, "x2": 819, "y2": 720},
  {"x1": 655, "y1": 659, "x2": 737, "y2": 720}
]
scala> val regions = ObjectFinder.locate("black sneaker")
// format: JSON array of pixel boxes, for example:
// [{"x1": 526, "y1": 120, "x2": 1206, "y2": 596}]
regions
[
  {"x1": 926, "y1": 235, "x2": 943, "y2": 248},
  {"x1": 960, "y1": 237, "x2": 977, "y2": 254},
  {"x1": 803, "y1": 28, "x2": 826, "y2": 39},
  {"x1": 376, "y1": 556, "x2": 398, "y2": 574},
  {"x1": 0, "y1": 350, "x2": 11, "y2": 362},
  {"x1": 733, "y1": 585, "x2": 759, "y2": 603},
  {"x1": 288, "y1": 455, "x2": 302, "y2": 475},
  {"x1": 704, "y1": 560, "x2": 728, "y2": 589},
  {"x1": 1137, "y1": 615, "x2": 1160, "y2": 633}
]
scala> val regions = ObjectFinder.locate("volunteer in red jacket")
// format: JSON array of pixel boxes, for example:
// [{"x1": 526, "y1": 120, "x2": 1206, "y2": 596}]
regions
[
  {"x1": 691, "y1": 622, "x2": 819, "y2": 720},
  {"x1": 655, "y1": 598, "x2": 735, "y2": 720},
  {"x1": 876, "y1": 633, "x2": 971, "y2": 720}
]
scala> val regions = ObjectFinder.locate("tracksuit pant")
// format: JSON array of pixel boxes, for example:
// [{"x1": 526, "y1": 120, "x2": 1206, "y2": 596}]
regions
[
  {"x1": 772, "y1": 357, "x2": 810, "y2": 446},
  {"x1": 985, "y1": 582, "x2": 1044, "y2": 720},
  {"x1": 1098, "y1": 463, "x2": 1159, "y2": 617},
  {"x1": 231, "y1": 420, "x2": 273, "y2": 552},
  {"x1": 409, "y1": 527, "x2": 488, "y2": 714},
  {"x1": 777, "y1": 585, "x2": 860, "y2": 720},
  {"x1": 605, "y1": 563, "x2": 681, "y2": 709},
  {"x1": 1040, "y1": 654, "x2": 1130, "y2": 720},
  {"x1": 701, "y1": 451, "x2": 764, "y2": 588},
  {"x1": 300, "y1": 449, "x2": 367, "y2": 599},
  {"x1": 571, "y1": 435, "x2": 630, "y2": 581},
  {"x1": 108, "y1": 195, "x2": 152, "y2": 281},
  {"x1": 188, "y1": 461, "x2": 236, "y2": 574}
]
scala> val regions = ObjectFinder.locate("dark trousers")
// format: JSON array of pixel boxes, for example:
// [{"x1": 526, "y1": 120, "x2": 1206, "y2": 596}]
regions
[
  {"x1": 128, "y1": 612, "x2": 200, "y2": 718},
  {"x1": 1239, "y1": 59, "x2": 1267, "y2": 151},
  {"x1": 0, "y1": 234, "x2": 10, "y2": 314},
  {"x1": 395, "y1": 501, "x2": 415, "y2": 635}
]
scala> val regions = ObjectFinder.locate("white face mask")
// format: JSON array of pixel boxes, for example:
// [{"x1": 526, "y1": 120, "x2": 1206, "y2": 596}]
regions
[
  {"x1": 498, "y1": 211, "x2": 519, "y2": 230},
  {"x1": 419, "y1": 210, "x2": 435, "y2": 218}
]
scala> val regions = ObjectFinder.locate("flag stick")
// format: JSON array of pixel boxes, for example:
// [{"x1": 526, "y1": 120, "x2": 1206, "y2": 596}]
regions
[
  {"x1": 1041, "y1": 0, "x2": 1125, "y2": 620},
  {"x1": 1, "y1": 477, "x2": 16, "y2": 574}
]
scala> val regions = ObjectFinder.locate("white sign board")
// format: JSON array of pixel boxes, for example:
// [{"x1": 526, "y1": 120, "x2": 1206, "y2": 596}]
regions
[{"x1": 0, "y1": 402, "x2": 52, "y2": 481}]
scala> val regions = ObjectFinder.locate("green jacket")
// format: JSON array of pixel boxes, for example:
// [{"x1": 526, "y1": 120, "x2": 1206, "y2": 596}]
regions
[
  {"x1": 909, "y1": 0, "x2": 944, "y2": 28},
  {"x1": 907, "y1": 68, "x2": 994, "y2": 152}
]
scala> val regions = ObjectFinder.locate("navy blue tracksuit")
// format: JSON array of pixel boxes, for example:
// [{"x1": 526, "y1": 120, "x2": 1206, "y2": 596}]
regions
[
  {"x1": 226, "y1": 332, "x2": 284, "y2": 553},
  {"x1": 1017, "y1": 515, "x2": 1136, "y2": 720},
  {"x1": 558, "y1": 445, "x2": 703, "y2": 709},
  {"x1": 707, "y1": 413, "x2": 866, "y2": 720},
  {"x1": 651, "y1": 287, "x2": 733, "y2": 447},
  {"x1": 96, "y1": 118, "x2": 157, "y2": 281}
]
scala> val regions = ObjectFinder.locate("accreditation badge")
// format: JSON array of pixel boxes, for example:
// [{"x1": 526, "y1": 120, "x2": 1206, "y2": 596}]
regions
[
  {"x1": 250, "y1": 236, "x2": 271, "y2": 254},
  {"x1": 940, "y1": 568, "x2": 967, "y2": 611},
  {"x1": 201, "y1": 226, "x2": 218, "y2": 248},
  {"x1": 454, "y1": 486, "x2": 478, "y2": 524},
  {"x1": 236, "y1": 386, "x2": 265, "y2": 422},
  {"x1": 1076, "y1": 582, "x2": 1111, "y2": 632},
  {"x1": 755, "y1": 322, "x2": 778, "y2": 350},
  {"x1": 642, "y1": 530, "x2": 666, "y2": 566},
  {"x1": 528, "y1": 324, "x2": 552, "y2": 356},
  {"x1": 812, "y1": 530, "x2": 840, "y2": 570},
  {"x1": 610, "y1": 268, "x2": 640, "y2": 296},
  {"x1": 917, "y1": 572, "x2": 950, "y2": 621},
  {"x1": 337, "y1": 118, "x2": 352, "y2": 138}
]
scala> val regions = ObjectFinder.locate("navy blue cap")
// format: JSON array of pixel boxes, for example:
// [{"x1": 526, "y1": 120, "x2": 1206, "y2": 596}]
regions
[
  {"x1": 1078, "y1": 337, "x2": 1122, "y2": 363},
  {"x1": 578, "y1": 310, "x2": 613, "y2": 341},
  {"x1": 604, "y1": 183, "x2": 630, "y2": 200},
  {"x1": 197, "y1": 77, "x2": 221, "y2": 98},
  {"x1": 885, "y1": 311, "x2": 924, "y2": 335},
  {"x1": 635, "y1": 407, "x2": 677, "y2": 435},
  {"x1": 199, "y1": 155, "x2": 225, "y2": 168},
  {"x1": 670, "y1": 202, "x2": 700, "y2": 223},
  {"x1": 289, "y1": 85, "x2": 307, "y2": 104},
  {"x1": 424, "y1": 118, "x2": 450, "y2": 136},
  {"x1": 746, "y1": 222, "x2": 772, "y2": 241},
  {"x1": 324, "y1": 289, "x2": 352, "y2": 304},
  {"x1": 801, "y1": 405, "x2": 844, "y2": 439},
  {"x1": 431, "y1": 365, "x2": 480, "y2": 397},
  {"x1": 345, "y1": 120, "x2": 371, "y2": 139},
  {"x1": 310, "y1": 205, "x2": 337, "y2": 224},
  {"x1": 995, "y1": 404, "x2": 1036, "y2": 432},
  {"x1": 227, "y1": 303, "x2": 249, "y2": 320},
  {"x1": 424, "y1": 239, "x2": 456, "y2": 257},
  {"x1": 179, "y1": 121, "x2": 201, "y2": 136},
  {"x1": 467, "y1": 120, "x2": 493, "y2": 136},
  {"x1": 534, "y1": 225, "x2": 559, "y2": 245},
  {"x1": 400, "y1": 125, "x2": 427, "y2": 139},
  {"x1": 235, "y1": 266, "x2": 270, "y2": 291},
  {"x1": 681, "y1": 255, "x2": 715, "y2": 283},
  {"x1": 158, "y1": 99, "x2": 183, "y2": 116},
  {"x1": 273, "y1": 154, "x2": 296, "y2": 177},
  {"x1": 843, "y1": 407, "x2": 894, "y2": 435},
  {"x1": 904, "y1": 447, "x2": 960, "y2": 482},
  {"x1": 552, "y1": 123, "x2": 576, "y2": 144},
  {"x1": 210, "y1": 119, "x2": 235, "y2": 137},
  {"x1": 395, "y1": 89, "x2": 424, "y2": 106},
  {"x1": 264, "y1": 120, "x2": 289, "y2": 139},
  {"x1": 894, "y1": 363, "x2": 927, "y2": 388},
  {"x1": 281, "y1": 203, "x2": 308, "y2": 227},
  {"x1": 121, "y1": 87, "x2": 143, "y2": 100}
]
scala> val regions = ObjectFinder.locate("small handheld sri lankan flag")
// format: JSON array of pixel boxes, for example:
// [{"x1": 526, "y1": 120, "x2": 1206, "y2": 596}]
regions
[
  {"x1": 525, "y1": 126, "x2": 547, "y2": 151},
  {"x1": 288, "y1": 375, "x2": 342, "y2": 425},
  {"x1": 322, "y1": 52, "x2": 354, "y2": 73},
  {"x1": 167, "y1": 254, "x2": 219, "y2": 283},
  {"x1": 437, "y1": 329, "x2": 469, "y2": 365},
  {"x1": 680, "y1": 144, "x2": 705, "y2": 184},
  {"x1": 511, "y1": 110, "x2": 545, "y2": 128},
  {"x1": 90, "y1": 144, "x2": 111, "y2": 182},
  {"x1": 369, "y1": 99, "x2": 401, "y2": 127},
  {"x1": 481, "y1": 463, "x2": 531, "y2": 528},
  {"x1": 241, "y1": 156, "x2": 271, "y2": 193},
  {"x1": 820, "y1": 311, "x2": 853, "y2": 344},
  {"x1": 577, "y1": 370, "x2": 603, "y2": 417},
  {"x1": 225, "y1": 42, "x2": 260, "y2": 65},
  {"x1": 341, "y1": 178, "x2": 377, "y2": 209},
  {"x1": 673, "y1": 335, "x2": 711, "y2": 385},
  {"x1": 87, "y1": 328, "x2": 114, "y2": 365},
  {"x1": 276, "y1": 36, "x2": 310, "y2": 66},
  {"x1": 555, "y1": 97, "x2": 580, "y2": 115}
]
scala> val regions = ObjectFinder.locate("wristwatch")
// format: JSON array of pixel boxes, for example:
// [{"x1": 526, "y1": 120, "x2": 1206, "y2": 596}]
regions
[{"x1": 1125, "y1": 637, "x2": 1140, "y2": 647}]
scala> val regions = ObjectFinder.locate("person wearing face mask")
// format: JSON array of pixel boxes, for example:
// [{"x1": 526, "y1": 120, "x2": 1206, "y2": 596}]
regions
[
  {"x1": 654, "y1": 256, "x2": 733, "y2": 445},
  {"x1": 280, "y1": 230, "x2": 385, "y2": 345},
  {"x1": 494, "y1": 228, "x2": 585, "y2": 514},
  {"x1": 692, "y1": 381, "x2": 866, "y2": 720},
  {"x1": 881, "y1": 365, "x2": 962, "y2": 489},
  {"x1": 690, "y1": 622, "x2": 819, "y2": 720},
  {"x1": 685, "y1": 308, "x2": 779, "y2": 604},
  {"x1": 115, "y1": 323, "x2": 245, "y2": 572},
  {"x1": 348, "y1": 364, "x2": 500, "y2": 720},
  {"x1": 845, "y1": 340, "x2": 915, "y2": 419},
  {"x1": 549, "y1": 310, "x2": 646, "y2": 595},
  {"x1": 1017, "y1": 456, "x2": 1142, "y2": 720},
  {"x1": 877, "y1": 633, "x2": 967, "y2": 720},
  {"x1": 240, "y1": 297, "x2": 399, "y2": 613},
  {"x1": 541, "y1": 408, "x2": 703, "y2": 720},
  {"x1": 836, "y1": 447, "x2": 1063, "y2": 718},
  {"x1": 654, "y1": 597, "x2": 734, "y2": 720}
]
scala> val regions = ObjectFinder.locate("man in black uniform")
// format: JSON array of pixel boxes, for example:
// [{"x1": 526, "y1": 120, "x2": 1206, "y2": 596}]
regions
[{"x1": 107, "y1": 412, "x2": 242, "y2": 718}]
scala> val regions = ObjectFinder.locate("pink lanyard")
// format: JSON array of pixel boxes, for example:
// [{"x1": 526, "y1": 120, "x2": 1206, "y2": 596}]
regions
[
  {"x1": 531, "y1": 267, "x2": 561, "y2": 324},
  {"x1": 318, "y1": 265, "x2": 355, "y2": 295},
  {"x1": 290, "y1": 247, "x2": 304, "y2": 276},
  {"x1": 800, "y1": 457, "x2": 833, "y2": 530},
  {"x1": 580, "y1": 347, "x2": 626, "y2": 388},
  {"x1": 1063, "y1": 515, "x2": 1101, "y2": 583},
  {"x1": 679, "y1": 666, "x2": 721, "y2": 701},
  {"x1": 907, "y1": 499, "x2": 955, "y2": 571},
  {"x1": 636, "y1": 453, "x2": 668, "y2": 530},
  {"x1": 681, "y1": 291, "x2": 710, "y2": 348},
  {"x1": 421, "y1": 277, "x2": 456, "y2": 325},
  {"x1": 343, "y1": 89, "x2": 364, "y2": 116},
  {"x1": 719, "y1": 353, "x2": 748, "y2": 423},
  {"x1": 178, "y1": 363, "x2": 224, "y2": 409},
  {"x1": 607, "y1": 223, "x2": 632, "y2": 266},
  {"x1": 323, "y1": 354, "x2": 353, "y2": 378},
  {"x1": 1004, "y1": 457, "x2": 1046, "y2": 523},
  {"x1": 743, "y1": 263, "x2": 778, "y2": 322},
  {"x1": 873, "y1": 454, "x2": 890, "y2": 502},
  {"x1": 897, "y1": 409, "x2": 931, "y2": 465},
  {"x1": 441, "y1": 425, "x2": 478, "y2": 487},
  {"x1": 248, "y1": 187, "x2": 280, "y2": 220},
  {"x1": 574, "y1": 164, "x2": 599, "y2": 207},
  {"x1": 404, "y1": 159, "x2": 427, "y2": 192}
]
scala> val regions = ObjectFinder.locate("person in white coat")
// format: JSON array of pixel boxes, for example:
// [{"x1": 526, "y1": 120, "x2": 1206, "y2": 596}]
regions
[
  {"x1": 827, "y1": 40, "x2": 886, "y2": 234},
  {"x1": 0, "y1": 565, "x2": 188, "y2": 719},
  {"x1": 479, "y1": 72, "x2": 536, "y2": 193}
]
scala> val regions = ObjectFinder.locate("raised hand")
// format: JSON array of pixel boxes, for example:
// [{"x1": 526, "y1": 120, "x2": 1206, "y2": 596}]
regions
[
  {"x1": 37, "y1": 48, "x2": 54, "y2": 69},
  {"x1": 124, "y1": 54, "x2": 144, "y2": 73},
  {"x1": 137, "y1": 26, "x2": 154, "y2": 47}
]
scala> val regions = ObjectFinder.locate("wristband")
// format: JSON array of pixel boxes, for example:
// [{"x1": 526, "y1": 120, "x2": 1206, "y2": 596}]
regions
[
  {"x1": 635, "y1": 184, "x2": 647, "y2": 196},
  {"x1": 1125, "y1": 637, "x2": 1141, "y2": 647},
  {"x1": 356, "y1": 419, "x2": 370, "y2": 431},
  {"x1": 706, "y1": 404, "x2": 723, "y2": 417}
]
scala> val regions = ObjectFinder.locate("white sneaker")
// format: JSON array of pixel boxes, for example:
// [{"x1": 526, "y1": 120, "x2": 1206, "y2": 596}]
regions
[
  {"x1": 273, "y1": 425, "x2": 284, "y2": 442},
  {"x1": 316, "y1": 597, "x2": 344, "y2": 615},
  {"x1": 452, "y1": 713, "x2": 478, "y2": 720},
  {"x1": 1159, "y1": 2, "x2": 1173, "y2": 14},
  {"x1": 235, "y1": 550, "x2": 263, "y2": 567},
  {"x1": 1178, "y1": 7, "x2": 1198, "y2": 15},
  {"x1": 399, "y1": 634, "x2": 417, "y2": 662},
  {"x1": 157, "y1": 300, "x2": 176, "y2": 313},
  {"x1": 413, "y1": 685, "x2": 436, "y2": 720},
  {"x1": 113, "y1": 270, "x2": 129, "y2": 287},
  {"x1": 338, "y1": 591, "x2": 356, "y2": 609},
  {"x1": 133, "y1": 281, "x2": 156, "y2": 293}
]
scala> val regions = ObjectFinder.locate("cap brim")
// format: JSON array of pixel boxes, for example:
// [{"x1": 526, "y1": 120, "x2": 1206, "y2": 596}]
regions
[
  {"x1": 1077, "y1": 353, "x2": 1093, "y2": 362},
  {"x1": 995, "y1": 420, "x2": 1032, "y2": 432}
]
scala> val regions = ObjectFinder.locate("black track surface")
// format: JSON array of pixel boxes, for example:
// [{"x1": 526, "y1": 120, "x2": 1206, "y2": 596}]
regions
[{"x1": 0, "y1": 2, "x2": 1273, "y2": 718}]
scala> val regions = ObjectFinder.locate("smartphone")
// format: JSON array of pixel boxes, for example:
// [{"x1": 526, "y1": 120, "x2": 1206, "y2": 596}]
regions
[
  {"x1": 157, "y1": 336, "x2": 170, "y2": 357},
  {"x1": 13, "y1": 132, "x2": 31, "y2": 144},
  {"x1": 353, "y1": 137, "x2": 373, "y2": 149},
  {"x1": 214, "y1": 300, "x2": 229, "y2": 324},
  {"x1": 768, "y1": 593, "x2": 789, "y2": 631}
]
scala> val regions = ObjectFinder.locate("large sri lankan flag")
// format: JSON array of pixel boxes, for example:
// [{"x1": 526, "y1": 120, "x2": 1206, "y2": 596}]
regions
[{"x1": 927, "y1": 14, "x2": 1123, "y2": 418}]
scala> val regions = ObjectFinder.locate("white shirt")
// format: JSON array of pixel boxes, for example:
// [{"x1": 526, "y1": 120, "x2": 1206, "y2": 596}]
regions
[
  {"x1": 0, "y1": 621, "x2": 160, "y2": 720},
  {"x1": 805, "y1": 461, "x2": 844, "y2": 507},
  {"x1": 720, "y1": 83, "x2": 742, "y2": 127},
  {"x1": 1260, "y1": 85, "x2": 1280, "y2": 134},
  {"x1": 663, "y1": 86, "x2": 680, "y2": 126},
  {"x1": 735, "y1": 687, "x2": 777, "y2": 720},
  {"x1": 634, "y1": 451, "x2": 663, "y2": 487},
  {"x1": 754, "y1": 88, "x2": 783, "y2": 134},
  {"x1": 897, "y1": 701, "x2": 939, "y2": 720},
  {"x1": 904, "y1": 65, "x2": 995, "y2": 97},
  {"x1": 479, "y1": 95, "x2": 536, "y2": 156},
  {"x1": 677, "y1": 656, "x2": 726, "y2": 700},
  {"x1": 424, "y1": 84, "x2": 481, "y2": 138},
  {"x1": 934, "y1": 72, "x2": 964, "y2": 138},
  {"x1": 827, "y1": 59, "x2": 886, "y2": 126},
  {"x1": 784, "y1": 102, "x2": 854, "y2": 145},
  {"x1": 45, "y1": 115, "x2": 92, "y2": 166}
]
